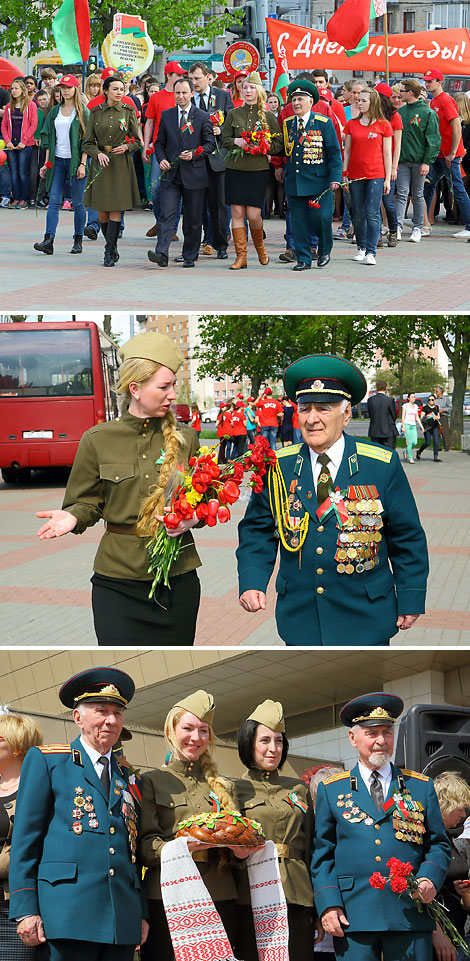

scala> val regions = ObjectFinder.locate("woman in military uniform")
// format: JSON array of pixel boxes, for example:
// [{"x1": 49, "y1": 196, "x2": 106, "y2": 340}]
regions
[
  {"x1": 221, "y1": 71, "x2": 282, "y2": 269},
  {"x1": 235, "y1": 699, "x2": 318, "y2": 961},
  {"x1": 83, "y1": 74, "x2": 141, "y2": 266},
  {"x1": 137, "y1": 690, "x2": 239, "y2": 961},
  {"x1": 35, "y1": 331, "x2": 201, "y2": 646}
]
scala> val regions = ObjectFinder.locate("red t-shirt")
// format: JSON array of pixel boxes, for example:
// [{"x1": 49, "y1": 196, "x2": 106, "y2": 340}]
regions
[
  {"x1": 430, "y1": 91, "x2": 464, "y2": 159},
  {"x1": 146, "y1": 88, "x2": 176, "y2": 145},
  {"x1": 257, "y1": 399, "x2": 283, "y2": 428},
  {"x1": 230, "y1": 410, "x2": 247, "y2": 435},
  {"x1": 292, "y1": 405, "x2": 299, "y2": 430},
  {"x1": 191, "y1": 412, "x2": 201, "y2": 431},
  {"x1": 344, "y1": 117, "x2": 393, "y2": 179},
  {"x1": 87, "y1": 94, "x2": 140, "y2": 116}
]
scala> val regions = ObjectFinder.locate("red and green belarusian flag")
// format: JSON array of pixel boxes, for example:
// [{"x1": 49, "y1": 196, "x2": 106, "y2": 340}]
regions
[
  {"x1": 327, "y1": 0, "x2": 386, "y2": 56},
  {"x1": 273, "y1": 43, "x2": 290, "y2": 103},
  {"x1": 52, "y1": 0, "x2": 90, "y2": 64}
]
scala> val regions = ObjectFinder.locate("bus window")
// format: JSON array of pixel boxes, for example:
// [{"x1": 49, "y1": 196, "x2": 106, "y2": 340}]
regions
[{"x1": 0, "y1": 328, "x2": 93, "y2": 397}]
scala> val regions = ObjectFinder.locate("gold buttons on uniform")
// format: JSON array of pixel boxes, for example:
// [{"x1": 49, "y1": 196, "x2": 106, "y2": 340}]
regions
[
  {"x1": 142, "y1": 454, "x2": 147, "y2": 459},
  {"x1": 142, "y1": 433, "x2": 146, "y2": 438},
  {"x1": 109, "y1": 847, "x2": 115, "y2": 855},
  {"x1": 109, "y1": 868, "x2": 115, "y2": 876},
  {"x1": 374, "y1": 824, "x2": 380, "y2": 830},
  {"x1": 115, "y1": 476, "x2": 119, "y2": 481},
  {"x1": 145, "y1": 474, "x2": 150, "y2": 479},
  {"x1": 110, "y1": 827, "x2": 115, "y2": 834},
  {"x1": 375, "y1": 856, "x2": 381, "y2": 862},
  {"x1": 316, "y1": 547, "x2": 323, "y2": 554},
  {"x1": 317, "y1": 525, "x2": 324, "y2": 532},
  {"x1": 317, "y1": 587, "x2": 324, "y2": 595},
  {"x1": 316, "y1": 568, "x2": 323, "y2": 575},
  {"x1": 375, "y1": 839, "x2": 381, "y2": 845}
]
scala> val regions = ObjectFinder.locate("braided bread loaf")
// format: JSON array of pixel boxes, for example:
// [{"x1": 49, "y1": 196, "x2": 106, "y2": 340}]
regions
[{"x1": 176, "y1": 810, "x2": 265, "y2": 846}]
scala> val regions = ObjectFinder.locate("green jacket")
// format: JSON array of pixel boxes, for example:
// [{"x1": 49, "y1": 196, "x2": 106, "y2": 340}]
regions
[
  {"x1": 40, "y1": 103, "x2": 90, "y2": 190},
  {"x1": 398, "y1": 100, "x2": 441, "y2": 166},
  {"x1": 221, "y1": 103, "x2": 282, "y2": 171},
  {"x1": 62, "y1": 407, "x2": 201, "y2": 580}
]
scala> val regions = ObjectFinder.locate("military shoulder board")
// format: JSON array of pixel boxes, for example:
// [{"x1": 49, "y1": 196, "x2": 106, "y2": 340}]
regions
[
  {"x1": 400, "y1": 768, "x2": 430, "y2": 782},
  {"x1": 38, "y1": 744, "x2": 72, "y2": 754},
  {"x1": 313, "y1": 114, "x2": 328, "y2": 123},
  {"x1": 356, "y1": 443, "x2": 393, "y2": 464},
  {"x1": 277, "y1": 444, "x2": 302, "y2": 460},
  {"x1": 324, "y1": 771, "x2": 350, "y2": 785}
]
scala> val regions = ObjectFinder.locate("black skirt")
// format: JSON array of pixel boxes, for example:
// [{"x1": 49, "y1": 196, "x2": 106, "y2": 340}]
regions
[
  {"x1": 225, "y1": 167, "x2": 269, "y2": 208},
  {"x1": 91, "y1": 570, "x2": 200, "y2": 645}
]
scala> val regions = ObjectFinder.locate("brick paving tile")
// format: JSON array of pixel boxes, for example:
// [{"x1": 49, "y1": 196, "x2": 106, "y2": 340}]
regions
[{"x1": 0, "y1": 449, "x2": 468, "y2": 646}]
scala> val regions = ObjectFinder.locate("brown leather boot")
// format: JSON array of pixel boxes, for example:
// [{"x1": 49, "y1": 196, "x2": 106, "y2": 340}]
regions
[
  {"x1": 229, "y1": 226, "x2": 247, "y2": 269},
  {"x1": 250, "y1": 224, "x2": 269, "y2": 265}
]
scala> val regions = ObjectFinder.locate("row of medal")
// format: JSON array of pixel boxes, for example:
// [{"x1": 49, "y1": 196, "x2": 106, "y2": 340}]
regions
[
  {"x1": 72, "y1": 786, "x2": 98, "y2": 833},
  {"x1": 335, "y1": 489, "x2": 384, "y2": 574},
  {"x1": 121, "y1": 790, "x2": 138, "y2": 863},
  {"x1": 337, "y1": 793, "x2": 374, "y2": 826},
  {"x1": 392, "y1": 812, "x2": 424, "y2": 845}
]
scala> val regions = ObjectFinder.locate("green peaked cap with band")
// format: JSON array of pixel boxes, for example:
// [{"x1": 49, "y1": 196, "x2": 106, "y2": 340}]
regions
[
  {"x1": 174, "y1": 689, "x2": 215, "y2": 724},
  {"x1": 247, "y1": 699, "x2": 285, "y2": 733},
  {"x1": 288, "y1": 78, "x2": 320, "y2": 105},
  {"x1": 340, "y1": 692, "x2": 404, "y2": 728},
  {"x1": 119, "y1": 331, "x2": 183, "y2": 374},
  {"x1": 284, "y1": 353, "x2": 367, "y2": 407}
]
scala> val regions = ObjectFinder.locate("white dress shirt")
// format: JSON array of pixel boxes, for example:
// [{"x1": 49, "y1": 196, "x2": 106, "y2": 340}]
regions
[
  {"x1": 308, "y1": 434, "x2": 345, "y2": 490},
  {"x1": 359, "y1": 759, "x2": 393, "y2": 801},
  {"x1": 178, "y1": 105, "x2": 191, "y2": 126},
  {"x1": 80, "y1": 735, "x2": 112, "y2": 780},
  {"x1": 297, "y1": 110, "x2": 311, "y2": 131},
  {"x1": 196, "y1": 88, "x2": 211, "y2": 110}
]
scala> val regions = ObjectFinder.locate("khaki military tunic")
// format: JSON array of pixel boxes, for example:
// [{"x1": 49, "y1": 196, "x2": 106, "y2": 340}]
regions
[
  {"x1": 83, "y1": 102, "x2": 141, "y2": 211},
  {"x1": 137, "y1": 757, "x2": 238, "y2": 901},
  {"x1": 62, "y1": 407, "x2": 201, "y2": 580},
  {"x1": 236, "y1": 769, "x2": 314, "y2": 906}
]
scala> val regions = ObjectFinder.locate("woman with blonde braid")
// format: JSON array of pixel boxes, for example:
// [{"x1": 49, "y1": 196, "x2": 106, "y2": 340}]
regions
[
  {"x1": 138, "y1": 691, "x2": 240, "y2": 961},
  {"x1": 35, "y1": 331, "x2": 201, "y2": 645},
  {"x1": 222, "y1": 71, "x2": 282, "y2": 268}
]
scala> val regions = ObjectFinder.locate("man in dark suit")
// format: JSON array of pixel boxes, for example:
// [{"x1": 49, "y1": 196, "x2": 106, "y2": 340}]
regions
[
  {"x1": 367, "y1": 381, "x2": 399, "y2": 449},
  {"x1": 148, "y1": 77, "x2": 216, "y2": 268},
  {"x1": 188, "y1": 61, "x2": 233, "y2": 259}
]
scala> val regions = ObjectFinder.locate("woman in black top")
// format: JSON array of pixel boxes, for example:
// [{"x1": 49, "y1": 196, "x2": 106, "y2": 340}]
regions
[{"x1": 416, "y1": 395, "x2": 441, "y2": 461}]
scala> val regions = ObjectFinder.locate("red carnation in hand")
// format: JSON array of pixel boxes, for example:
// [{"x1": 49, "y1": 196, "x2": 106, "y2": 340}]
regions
[
  {"x1": 390, "y1": 876, "x2": 408, "y2": 894},
  {"x1": 387, "y1": 859, "x2": 413, "y2": 878},
  {"x1": 45, "y1": 161, "x2": 53, "y2": 169},
  {"x1": 145, "y1": 147, "x2": 153, "y2": 156},
  {"x1": 369, "y1": 872, "x2": 387, "y2": 890},
  {"x1": 309, "y1": 200, "x2": 320, "y2": 208},
  {"x1": 194, "y1": 145, "x2": 204, "y2": 156}
]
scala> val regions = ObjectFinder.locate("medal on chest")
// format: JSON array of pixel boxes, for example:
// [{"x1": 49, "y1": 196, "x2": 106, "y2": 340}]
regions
[
  {"x1": 336, "y1": 792, "x2": 374, "y2": 826},
  {"x1": 334, "y1": 485, "x2": 384, "y2": 574},
  {"x1": 302, "y1": 130, "x2": 323, "y2": 165},
  {"x1": 383, "y1": 790, "x2": 425, "y2": 845}
]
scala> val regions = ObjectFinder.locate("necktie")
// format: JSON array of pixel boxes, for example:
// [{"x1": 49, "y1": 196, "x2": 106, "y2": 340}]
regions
[
  {"x1": 316, "y1": 453, "x2": 332, "y2": 507},
  {"x1": 180, "y1": 110, "x2": 187, "y2": 131},
  {"x1": 199, "y1": 93, "x2": 207, "y2": 111},
  {"x1": 298, "y1": 117, "x2": 305, "y2": 138},
  {"x1": 370, "y1": 771, "x2": 384, "y2": 811},
  {"x1": 98, "y1": 755, "x2": 110, "y2": 795}
]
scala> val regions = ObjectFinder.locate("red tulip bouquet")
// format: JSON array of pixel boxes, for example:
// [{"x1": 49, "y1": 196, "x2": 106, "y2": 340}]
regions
[{"x1": 146, "y1": 435, "x2": 276, "y2": 597}]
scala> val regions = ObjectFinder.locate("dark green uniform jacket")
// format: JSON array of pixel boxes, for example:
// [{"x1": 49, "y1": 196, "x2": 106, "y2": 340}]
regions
[
  {"x1": 221, "y1": 104, "x2": 282, "y2": 171},
  {"x1": 283, "y1": 112, "x2": 343, "y2": 197},
  {"x1": 236, "y1": 433, "x2": 428, "y2": 645},
  {"x1": 9, "y1": 736, "x2": 144, "y2": 944},
  {"x1": 236, "y1": 769, "x2": 314, "y2": 906},
  {"x1": 137, "y1": 756, "x2": 238, "y2": 900},
  {"x1": 62, "y1": 407, "x2": 201, "y2": 580},
  {"x1": 312, "y1": 762, "x2": 451, "y2": 931},
  {"x1": 83, "y1": 101, "x2": 141, "y2": 211}
]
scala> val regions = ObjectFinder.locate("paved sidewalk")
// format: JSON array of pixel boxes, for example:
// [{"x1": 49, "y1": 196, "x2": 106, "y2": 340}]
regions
[
  {"x1": 2, "y1": 207, "x2": 470, "y2": 312},
  {"x1": 1, "y1": 446, "x2": 468, "y2": 646}
]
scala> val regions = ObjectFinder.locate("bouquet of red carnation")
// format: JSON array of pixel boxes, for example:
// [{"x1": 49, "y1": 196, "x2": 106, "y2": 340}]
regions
[
  {"x1": 369, "y1": 858, "x2": 470, "y2": 956},
  {"x1": 227, "y1": 122, "x2": 279, "y2": 161},
  {"x1": 146, "y1": 435, "x2": 276, "y2": 596}
]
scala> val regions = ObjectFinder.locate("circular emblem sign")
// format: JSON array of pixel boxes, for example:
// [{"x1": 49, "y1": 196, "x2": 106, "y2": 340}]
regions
[{"x1": 223, "y1": 42, "x2": 260, "y2": 74}]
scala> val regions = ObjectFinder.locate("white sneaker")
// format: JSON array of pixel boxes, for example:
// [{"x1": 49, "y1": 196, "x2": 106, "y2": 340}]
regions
[
  {"x1": 452, "y1": 228, "x2": 470, "y2": 238},
  {"x1": 363, "y1": 253, "x2": 376, "y2": 265},
  {"x1": 409, "y1": 458, "x2": 414, "y2": 463},
  {"x1": 410, "y1": 227, "x2": 421, "y2": 243},
  {"x1": 396, "y1": 226, "x2": 402, "y2": 241},
  {"x1": 352, "y1": 249, "x2": 366, "y2": 261},
  {"x1": 1, "y1": 196, "x2": 9, "y2": 207}
]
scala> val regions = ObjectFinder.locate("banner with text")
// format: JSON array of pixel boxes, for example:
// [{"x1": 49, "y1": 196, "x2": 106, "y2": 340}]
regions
[{"x1": 266, "y1": 18, "x2": 470, "y2": 75}]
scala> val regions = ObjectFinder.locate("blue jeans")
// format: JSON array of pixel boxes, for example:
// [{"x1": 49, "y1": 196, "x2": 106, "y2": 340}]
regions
[
  {"x1": 418, "y1": 424, "x2": 440, "y2": 458},
  {"x1": 46, "y1": 158, "x2": 86, "y2": 237},
  {"x1": 87, "y1": 207, "x2": 100, "y2": 232},
  {"x1": 0, "y1": 158, "x2": 11, "y2": 197},
  {"x1": 7, "y1": 146, "x2": 32, "y2": 201},
  {"x1": 349, "y1": 177, "x2": 384, "y2": 255},
  {"x1": 293, "y1": 427, "x2": 302, "y2": 443},
  {"x1": 423, "y1": 156, "x2": 470, "y2": 229},
  {"x1": 382, "y1": 178, "x2": 397, "y2": 231},
  {"x1": 260, "y1": 426, "x2": 278, "y2": 450}
]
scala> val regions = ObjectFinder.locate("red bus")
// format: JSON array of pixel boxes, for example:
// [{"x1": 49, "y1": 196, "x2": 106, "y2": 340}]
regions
[{"x1": 0, "y1": 321, "x2": 120, "y2": 483}]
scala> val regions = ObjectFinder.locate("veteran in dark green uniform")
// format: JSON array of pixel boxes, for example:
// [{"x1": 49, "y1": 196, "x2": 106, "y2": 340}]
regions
[
  {"x1": 137, "y1": 690, "x2": 239, "y2": 961},
  {"x1": 234, "y1": 699, "x2": 319, "y2": 961},
  {"x1": 237, "y1": 354, "x2": 429, "y2": 645},
  {"x1": 311, "y1": 693, "x2": 451, "y2": 961},
  {"x1": 283, "y1": 80, "x2": 343, "y2": 270},
  {"x1": 9, "y1": 667, "x2": 147, "y2": 961},
  {"x1": 36, "y1": 331, "x2": 201, "y2": 645}
]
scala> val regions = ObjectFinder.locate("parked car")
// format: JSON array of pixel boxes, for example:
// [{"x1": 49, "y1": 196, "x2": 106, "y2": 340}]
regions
[
  {"x1": 464, "y1": 392, "x2": 470, "y2": 416},
  {"x1": 351, "y1": 401, "x2": 369, "y2": 418},
  {"x1": 171, "y1": 403, "x2": 190, "y2": 424},
  {"x1": 201, "y1": 406, "x2": 220, "y2": 423}
]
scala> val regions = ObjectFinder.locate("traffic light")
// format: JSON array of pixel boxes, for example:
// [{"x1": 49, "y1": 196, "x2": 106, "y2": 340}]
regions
[
  {"x1": 229, "y1": 1, "x2": 255, "y2": 39},
  {"x1": 88, "y1": 56, "x2": 98, "y2": 71},
  {"x1": 276, "y1": 3, "x2": 300, "y2": 16}
]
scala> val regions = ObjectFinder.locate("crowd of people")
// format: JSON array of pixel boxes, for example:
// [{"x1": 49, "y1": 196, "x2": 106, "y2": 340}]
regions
[
  {"x1": 2, "y1": 62, "x2": 470, "y2": 268},
  {"x1": 5, "y1": 675, "x2": 470, "y2": 961}
]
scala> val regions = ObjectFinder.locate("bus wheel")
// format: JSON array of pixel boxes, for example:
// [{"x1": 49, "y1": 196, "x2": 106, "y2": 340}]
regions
[{"x1": 1, "y1": 468, "x2": 31, "y2": 484}]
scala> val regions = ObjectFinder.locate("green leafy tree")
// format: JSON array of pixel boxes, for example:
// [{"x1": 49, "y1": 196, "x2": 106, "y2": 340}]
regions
[
  {"x1": 416, "y1": 315, "x2": 470, "y2": 446},
  {"x1": 0, "y1": 0, "x2": 244, "y2": 58},
  {"x1": 373, "y1": 357, "x2": 447, "y2": 397}
]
